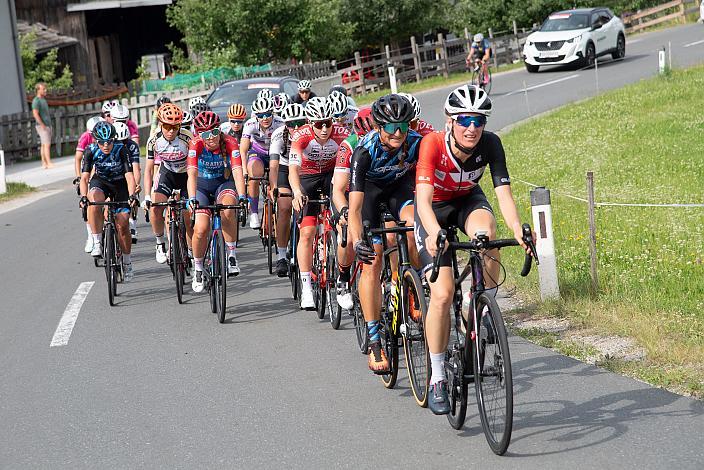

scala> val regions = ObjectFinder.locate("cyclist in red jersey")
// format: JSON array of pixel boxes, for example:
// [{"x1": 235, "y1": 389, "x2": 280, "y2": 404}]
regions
[
  {"x1": 187, "y1": 111, "x2": 247, "y2": 292},
  {"x1": 289, "y1": 97, "x2": 350, "y2": 309},
  {"x1": 398, "y1": 92, "x2": 435, "y2": 137},
  {"x1": 414, "y1": 85, "x2": 532, "y2": 415}
]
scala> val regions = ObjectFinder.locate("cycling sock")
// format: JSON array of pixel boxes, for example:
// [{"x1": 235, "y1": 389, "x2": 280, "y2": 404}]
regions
[
  {"x1": 194, "y1": 258, "x2": 204, "y2": 271},
  {"x1": 155, "y1": 234, "x2": 165, "y2": 245},
  {"x1": 250, "y1": 197, "x2": 259, "y2": 214},
  {"x1": 122, "y1": 253, "x2": 131, "y2": 264},
  {"x1": 339, "y1": 265, "x2": 351, "y2": 283},
  {"x1": 430, "y1": 352, "x2": 446, "y2": 385},
  {"x1": 92, "y1": 233, "x2": 101, "y2": 244},
  {"x1": 367, "y1": 320, "x2": 380, "y2": 343},
  {"x1": 277, "y1": 247, "x2": 287, "y2": 260},
  {"x1": 226, "y1": 242, "x2": 236, "y2": 255},
  {"x1": 85, "y1": 223, "x2": 92, "y2": 236},
  {"x1": 301, "y1": 272, "x2": 312, "y2": 291}
]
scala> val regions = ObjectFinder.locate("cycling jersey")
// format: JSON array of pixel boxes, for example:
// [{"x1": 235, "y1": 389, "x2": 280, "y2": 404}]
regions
[
  {"x1": 120, "y1": 138, "x2": 140, "y2": 165},
  {"x1": 219, "y1": 121, "x2": 243, "y2": 141},
  {"x1": 76, "y1": 131, "x2": 94, "y2": 153},
  {"x1": 471, "y1": 38, "x2": 492, "y2": 56},
  {"x1": 292, "y1": 91, "x2": 317, "y2": 105},
  {"x1": 415, "y1": 131, "x2": 510, "y2": 202},
  {"x1": 269, "y1": 125, "x2": 292, "y2": 166},
  {"x1": 289, "y1": 124, "x2": 350, "y2": 174},
  {"x1": 187, "y1": 134, "x2": 242, "y2": 180},
  {"x1": 333, "y1": 133, "x2": 359, "y2": 175},
  {"x1": 82, "y1": 142, "x2": 132, "y2": 181},
  {"x1": 125, "y1": 119, "x2": 139, "y2": 140},
  {"x1": 146, "y1": 129, "x2": 192, "y2": 172},
  {"x1": 349, "y1": 129, "x2": 422, "y2": 190},
  {"x1": 414, "y1": 119, "x2": 435, "y2": 137},
  {"x1": 241, "y1": 116, "x2": 284, "y2": 154}
]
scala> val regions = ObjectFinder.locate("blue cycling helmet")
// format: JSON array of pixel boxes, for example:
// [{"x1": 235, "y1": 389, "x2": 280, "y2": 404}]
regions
[{"x1": 92, "y1": 121, "x2": 116, "y2": 141}]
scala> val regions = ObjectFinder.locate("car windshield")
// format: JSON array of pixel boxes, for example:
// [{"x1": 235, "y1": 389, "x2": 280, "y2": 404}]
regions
[
  {"x1": 207, "y1": 83, "x2": 281, "y2": 107},
  {"x1": 540, "y1": 13, "x2": 590, "y2": 31}
]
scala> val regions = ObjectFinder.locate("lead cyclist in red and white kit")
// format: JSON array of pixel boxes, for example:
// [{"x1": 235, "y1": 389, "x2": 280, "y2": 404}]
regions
[
  {"x1": 414, "y1": 84, "x2": 532, "y2": 415},
  {"x1": 289, "y1": 97, "x2": 350, "y2": 309}
]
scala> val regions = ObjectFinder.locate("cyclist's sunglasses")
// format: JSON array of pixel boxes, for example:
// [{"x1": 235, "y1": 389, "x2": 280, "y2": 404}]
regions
[
  {"x1": 333, "y1": 112, "x2": 346, "y2": 120},
  {"x1": 200, "y1": 128, "x2": 221, "y2": 139},
  {"x1": 453, "y1": 114, "x2": 487, "y2": 128},
  {"x1": 97, "y1": 139, "x2": 115, "y2": 146},
  {"x1": 162, "y1": 123, "x2": 180, "y2": 132},
  {"x1": 312, "y1": 119, "x2": 333, "y2": 129},
  {"x1": 229, "y1": 119, "x2": 244, "y2": 125},
  {"x1": 382, "y1": 122, "x2": 409, "y2": 134},
  {"x1": 286, "y1": 119, "x2": 306, "y2": 129},
  {"x1": 256, "y1": 112, "x2": 273, "y2": 119}
]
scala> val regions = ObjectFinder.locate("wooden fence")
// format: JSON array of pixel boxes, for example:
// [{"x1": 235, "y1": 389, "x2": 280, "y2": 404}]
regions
[
  {"x1": 340, "y1": 25, "x2": 530, "y2": 96},
  {"x1": 622, "y1": 0, "x2": 700, "y2": 33}
]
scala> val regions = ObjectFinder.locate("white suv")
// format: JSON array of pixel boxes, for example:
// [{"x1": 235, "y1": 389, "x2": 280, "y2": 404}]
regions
[{"x1": 523, "y1": 8, "x2": 626, "y2": 73}]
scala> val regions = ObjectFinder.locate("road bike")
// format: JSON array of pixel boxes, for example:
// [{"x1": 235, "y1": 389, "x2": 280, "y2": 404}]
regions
[
  {"x1": 470, "y1": 58, "x2": 492, "y2": 94},
  {"x1": 151, "y1": 190, "x2": 190, "y2": 304},
  {"x1": 192, "y1": 203, "x2": 242, "y2": 323},
  {"x1": 83, "y1": 200, "x2": 129, "y2": 306},
  {"x1": 430, "y1": 224, "x2": 537, "y2": 455},
  {"x1": 362, "y1": 210, "x2": 429, "y2": 404},
  {"x1": 249, "y1": 173, "x2": 276, "y2": 274}
]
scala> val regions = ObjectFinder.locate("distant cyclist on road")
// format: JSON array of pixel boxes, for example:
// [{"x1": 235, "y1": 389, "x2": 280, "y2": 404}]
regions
[
  {"x1": 466, "y1": 33, "x2": 492, "y2": 86},
  {"x1": 220, "y1": 104, "x2": 247, "y2": 141},
  {"x1": 292, "y1": 80, "x2": 317, "y2": 105}
]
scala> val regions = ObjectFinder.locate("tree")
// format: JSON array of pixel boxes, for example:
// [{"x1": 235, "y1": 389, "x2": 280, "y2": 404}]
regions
[{"x1": 20, "y1": 30, "x2": 73, "y2": 92}]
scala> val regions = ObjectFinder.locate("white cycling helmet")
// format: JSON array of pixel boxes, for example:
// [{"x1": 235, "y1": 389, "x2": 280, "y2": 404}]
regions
[
  {"x1": 101, "y1": 100, "x2": 119, "y2": 114},
  {"x1": 473, "y1": 33, "x2": 484, "y2": 43},
  {"x1": 86, "y1": 116, "x2": 104, "y2": 133},
  {"x1": 181, "y1": 110, "x2": 193, "y2": 126},
  {"x1": 444, "y1": 84, "x2": 492, "y2": 116},
  {"x1": 327, "y1": 91, "x2": 348, "y2": 117},
  {"x1": 111, "y1": 104, "x2": 130, "y2": 121},
  {"x1": 273, "y1": 92, "x2": 290, "y2": 113},
  {"x1": 257, "y1": 89, "x2": 274, "y2": 100},
  {"x1": 297, "y1": 79, "x2": 312, "y2": 91},
  {"x1": 397, "y1": 92, "x2": 421, "y2": 120},
  {"x1": 251, "y1": 96, "x2": 274, "y2": 114},
  {"x1": 305, "y1": 96, "x2": 332, "y2": 121},
  {"x1": 188, "y1": 96, "x2": 206, "y2": 110},
  {"x1": 280, "y1": 103, "x2": 306, "y2": 123},
  {"x1": 113, "y1": 122, "x2": 130, "y2": 141}
]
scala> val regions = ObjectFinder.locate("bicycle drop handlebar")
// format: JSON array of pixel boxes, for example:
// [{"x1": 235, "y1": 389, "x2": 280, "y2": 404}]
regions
[{"x1": 429, "y1": 223, "x2": 539, "y2": 283}]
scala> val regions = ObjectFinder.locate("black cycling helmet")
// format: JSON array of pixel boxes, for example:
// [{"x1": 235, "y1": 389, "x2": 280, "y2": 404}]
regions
[
  {"x1": 92, "y1": 121, "x2": 116, "y2": 141},
  {"x1": 156, "y1": 95, "x2": 171, "y2": 108},
  {"x1": 328, "y1": 85, "x2": 348, "y2": 96},
  {"x1": 371, "y1": 94, "x2": 415, "y2": 125}
]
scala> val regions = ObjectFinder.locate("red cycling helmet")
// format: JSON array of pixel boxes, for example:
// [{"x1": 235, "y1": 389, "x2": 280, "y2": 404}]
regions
[
  {"x1": 193, "y1": 110, "x2": 221, "y2": 133},
  {"x1": 353, "y1": 107, "x2": 374, "y2": 136}
]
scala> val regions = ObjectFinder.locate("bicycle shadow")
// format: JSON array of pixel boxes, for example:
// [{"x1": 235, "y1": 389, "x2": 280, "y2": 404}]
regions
[{"x1": 222, "y1": 297, "x2": 300, "y2": 324}]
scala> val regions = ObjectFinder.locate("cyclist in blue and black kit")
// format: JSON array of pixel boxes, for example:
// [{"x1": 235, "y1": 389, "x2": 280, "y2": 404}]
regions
[
  {"x1": 347, "y1": 94, "x2": 422, "y2": 373},
  {"x1": 78, "y1": 121, "x2": 139, "y2": 281},
  {"x1": 114, "y1": 121, "x2": 142, "y2": 242}
]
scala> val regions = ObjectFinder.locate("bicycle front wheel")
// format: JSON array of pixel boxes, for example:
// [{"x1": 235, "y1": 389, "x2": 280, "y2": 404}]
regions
[
  {"x1": 171, "y1": 215, "x2": 184, "y2": 304},
  {"x1": 325, "y1": 232, "x2": 341, "y2": 330},
  {"x1": 352, "y1": 272, "x2": 368, "y2": 353},
  {"x1": 266, "y1": 199, "x2": 275, "y2": 274},
  {"x1": 105, "y1": 225, "x2": 116, "y2": 306},
  {"x1": 402, "y1": 269, "x2": 429, "y2": 407},
  {"x1": 313, "y1": 234, "x2": 326, "y2": 319},
  {"x1": 473, "y1": 292, "x2": 513, "y2": 455},
  {"x1": 217, "y1": 230, "x2": 228, "y2": 324}
]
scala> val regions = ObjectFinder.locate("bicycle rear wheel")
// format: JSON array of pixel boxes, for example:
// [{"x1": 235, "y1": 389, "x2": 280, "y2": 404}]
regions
[
  {"x1": 105, "y1": 225, "x2": 116, "y2": 306},
  {"x1": 402, "y1": 269, "x2": 429, "y2": 407},
  {"x1": 216, "y1": 230, "x2": 228, "y2": 323},
  {"x1": 325, "y1": 232, "x2": 341, "y2": 330},
  {"x1": 171, "y1": 215, "x2": 184, "y2": 304},
  {"x1": 266, "y1": 199, "x2": 275, "y2": 274},
  {"x1": 289, "y1": 220, "x2": 299, "y2": 299},
  {"x1": 473, "y1": 292, "x2": 513, "y2": 455}
]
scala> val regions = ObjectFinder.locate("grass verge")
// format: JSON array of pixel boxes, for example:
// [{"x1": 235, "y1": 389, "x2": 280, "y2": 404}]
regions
[
  {"x1": 0, "y1": 182, "x2": 36, "y2": 204},
  {"x1": 490, "y1": 65, "x2": 704, "y2": 397},
  {"x1": 354, "y1": 62, "x2": 524, "y2": 106}
]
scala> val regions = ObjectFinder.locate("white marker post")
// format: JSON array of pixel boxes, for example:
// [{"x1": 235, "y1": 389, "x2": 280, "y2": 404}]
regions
[
  {"x1": 388, "y1": 66, "x2": 398, "y2": 94},
  {"x1": 658, "y1": 47, "x2": 666, "y2": 74},
  {"x1": 530, "y1": 187, "x2": 560, "y2": 300},
  {"x1": 0, "y1": 149, "x2": 6, "y2": 195}
]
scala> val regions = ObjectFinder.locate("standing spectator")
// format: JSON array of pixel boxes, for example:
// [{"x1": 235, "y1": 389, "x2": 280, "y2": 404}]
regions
[{"x1": 32, "y1": 83, "x2": 53, "y2": 169}]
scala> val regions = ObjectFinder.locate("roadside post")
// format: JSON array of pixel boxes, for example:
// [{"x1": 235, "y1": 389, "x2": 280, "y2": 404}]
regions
[
  {"x1": 0, "y1": 148, "x2": 6, "y2": 195},
  {"x1": 530, "y1": 187, "x2": 560, "y2": 300},
  {"x1": 658, "y1": 47, "x2": 666, "y2": 74},
  {"x1": 388, "y1": 66, "x2": 398, "y2": 94}
]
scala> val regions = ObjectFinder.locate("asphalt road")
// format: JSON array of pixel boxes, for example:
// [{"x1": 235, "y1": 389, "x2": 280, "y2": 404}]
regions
[{"x1": 1, "y1": 24, "x2": 703, "y2": 469}]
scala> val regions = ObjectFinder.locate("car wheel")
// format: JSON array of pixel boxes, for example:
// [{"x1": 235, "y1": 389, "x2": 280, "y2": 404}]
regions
[
  {"x1": 525, "y1": 62, "x2": 539, "y2": 73},
  {"x1": 584, "y1": 42, "x2": 596, "y2": 67},
  {"x1": 612, "y1": 34, "x2": 626, "y2": 60}
]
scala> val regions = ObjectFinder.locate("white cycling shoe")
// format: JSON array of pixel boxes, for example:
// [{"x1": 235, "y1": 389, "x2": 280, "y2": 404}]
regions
[
  {"x1": 249, "y1": 213, "x2": 261, "y2": 229},
  {"x1": 90, "y1": 243, "x2": 102, "y2": 257},
  {"x1": 192, "y1": 270, "x2": 205, "y2": 293},
  {"x1": 155, "y1": 243, "x2": 167, "y2": 264},
  {"x1": 300, "y1": 288, "x2": 316, "y2": 310},
  {"x1": 84, "y1": 236, "x2": 94, "y2": 253}
]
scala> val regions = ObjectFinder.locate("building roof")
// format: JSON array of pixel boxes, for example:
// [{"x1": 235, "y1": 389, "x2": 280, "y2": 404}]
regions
[
  {"x1": 17, "y1": 21, "x2": 79, "y2": 54},
  {"x1": 66, "y1": 0, "x2": 172, "y2": 12}
]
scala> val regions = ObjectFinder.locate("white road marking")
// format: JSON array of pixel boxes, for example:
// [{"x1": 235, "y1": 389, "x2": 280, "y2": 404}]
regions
[
  {"x1": 505, "y1": 74, "x2": 580, "y2": 96},
  {"x1": 683, "y1": 39, "x2": 704, "y2": 48},
  {"x1": 50, "y1": 282, "x2": 94, "y2": 347}
]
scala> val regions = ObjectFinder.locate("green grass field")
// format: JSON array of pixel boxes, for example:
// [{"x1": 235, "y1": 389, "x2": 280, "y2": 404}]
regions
[
  {"x1": 0, "y1": 182, "x2": 35, "y2": 204},
  {"x1": 491, "y1": 65, "x2": 704, "y2": 395}
]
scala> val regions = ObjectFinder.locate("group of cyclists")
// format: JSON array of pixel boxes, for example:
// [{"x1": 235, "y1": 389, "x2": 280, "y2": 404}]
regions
[{"x1": 72, "y1": 67, "x2": 534, "y2": 417}]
